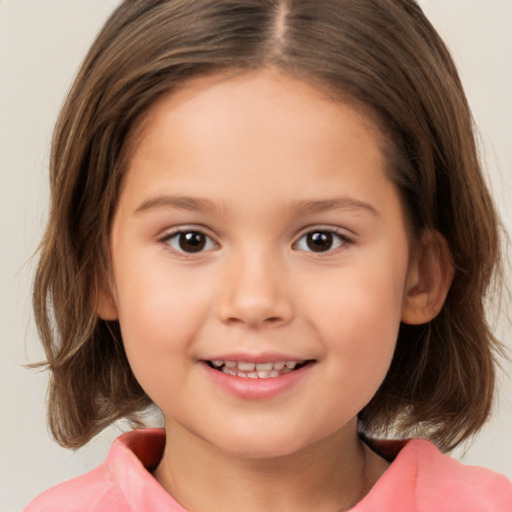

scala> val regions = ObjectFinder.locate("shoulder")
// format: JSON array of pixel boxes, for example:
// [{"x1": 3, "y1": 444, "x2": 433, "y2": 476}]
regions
[
  {"x1": 24, "y1": 429, "x2": 173, "y2": 512},
  {"x1": 23, "y1": 463, "x2": 125, "y2": 512},
  {"x1": 409, "y1": 439, "x2": 512, "y2": 511},
  {"x1": 363, "y1": 438, "x2": 512, "y2": 512},
  {"x1": 356, "y1": 438, "x2": 512, "y2": 512}
]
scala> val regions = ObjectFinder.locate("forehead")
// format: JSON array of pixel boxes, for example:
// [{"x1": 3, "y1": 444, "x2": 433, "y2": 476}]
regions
[
  {"x1": 114, "y1": 69, "x2": 406, "y2": 236},
  {"x1": 129, "y1": 68, "x2": 388, "y2": 163}
]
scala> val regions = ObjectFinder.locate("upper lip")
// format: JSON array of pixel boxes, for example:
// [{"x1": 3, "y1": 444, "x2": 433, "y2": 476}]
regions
[{"x1": 200, "y1": 352, "x2": 312, "y2": 364}]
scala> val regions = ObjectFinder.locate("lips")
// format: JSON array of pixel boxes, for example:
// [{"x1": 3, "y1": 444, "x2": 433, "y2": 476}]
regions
[
  {"x1": 206, "y1": 360, "x2": 309, "y2": 378},
  {"x1": 202, "y1": 356, "x2": 315, "y2": 399}
]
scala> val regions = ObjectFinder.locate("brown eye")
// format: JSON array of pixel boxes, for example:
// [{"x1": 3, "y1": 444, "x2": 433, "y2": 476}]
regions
[
  {"x1": 307, "y1": 232, "x2": 333, "y2": 252},
  {"x1": 165, "y1": 230, "x2": 216, "y2": 253},
  {"x1": 179, "y1": 232, "x2": 206, "y2": 252},
  {"x1": 295, "y1": 230, "x2": 347, "y2": 253}
]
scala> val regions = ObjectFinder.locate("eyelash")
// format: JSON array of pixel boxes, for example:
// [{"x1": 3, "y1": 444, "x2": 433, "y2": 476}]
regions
[
  {"x1": 293, "y1": 228, "x2": 351, "y2": 254},
  {"x1": 160, "y1": 227, "x2": 352, "y2": 255},
  {"x1": 161, "y1": 228, "x2": 218, "y2": 255}
]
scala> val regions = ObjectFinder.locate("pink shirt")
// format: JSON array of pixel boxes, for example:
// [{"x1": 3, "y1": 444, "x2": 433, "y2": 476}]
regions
[{"x1": 25, "y1": 428, "x2": 512, "y2": 511}]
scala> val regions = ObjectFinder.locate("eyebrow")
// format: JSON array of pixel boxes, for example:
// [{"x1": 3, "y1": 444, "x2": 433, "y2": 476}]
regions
[
  {"x1": 291, "y1": 198, "x2": 379, "y2": 217},
  {"x1": 134, "y1": 195, "x2": 218, "y2": 215},
  {"x1": 134, "y1": 195, "x2": 379, "y2": 217}
]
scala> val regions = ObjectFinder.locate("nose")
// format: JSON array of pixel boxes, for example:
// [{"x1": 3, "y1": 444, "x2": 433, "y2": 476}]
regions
[{"x1": 217, "y1": 251, "x2": 294, "y2": 328}]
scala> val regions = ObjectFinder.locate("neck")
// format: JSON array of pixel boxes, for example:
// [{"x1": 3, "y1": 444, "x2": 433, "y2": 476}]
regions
[{"x1": 154, "y1": 420, "x2": 388, "y2": 512}]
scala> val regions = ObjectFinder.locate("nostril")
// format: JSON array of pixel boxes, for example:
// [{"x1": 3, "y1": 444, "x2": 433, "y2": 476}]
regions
[
  {"x1": 217, "y1": 284, "x2": 294, "y2": 327},
  {"x1": 264, "y1": 316, "x2": 283, "y2": 323}
]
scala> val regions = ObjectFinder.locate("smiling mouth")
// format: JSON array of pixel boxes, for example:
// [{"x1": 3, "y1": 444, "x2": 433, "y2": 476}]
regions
[{"x1": 205, "y1": 360, "x2": 313, "y2": 378}]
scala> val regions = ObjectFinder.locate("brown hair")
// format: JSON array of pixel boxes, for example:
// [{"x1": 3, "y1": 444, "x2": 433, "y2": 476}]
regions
[{"x1": 33, "y1": 0, "x2": 504, "y2": 450}]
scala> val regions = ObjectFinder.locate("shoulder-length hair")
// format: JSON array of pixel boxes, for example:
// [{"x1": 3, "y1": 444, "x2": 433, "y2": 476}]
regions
[{"x1": 33, "y1": 0, "x2": 503, "y2": 450}]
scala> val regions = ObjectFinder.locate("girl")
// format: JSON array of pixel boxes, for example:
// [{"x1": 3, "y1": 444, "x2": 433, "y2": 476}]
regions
[{"x1": 27, "y1": 0, "x2": 511, "y2": 510}]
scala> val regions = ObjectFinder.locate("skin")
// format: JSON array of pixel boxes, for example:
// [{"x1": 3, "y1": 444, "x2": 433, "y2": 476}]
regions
[{"x1": 99, "y1": 69, "x2": 451, "y2": 511}]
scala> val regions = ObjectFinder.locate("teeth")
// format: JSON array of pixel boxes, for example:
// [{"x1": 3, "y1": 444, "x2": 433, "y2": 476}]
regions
[
  {"x1": 212, "y1": 359, "x2": 305, "y2": 378},
  {"x1": 255, "y1": 362, "x2": 273, "y2": 371},
  {"x1": 238, "y1": 361, "x2": 256, "y2": 371}
]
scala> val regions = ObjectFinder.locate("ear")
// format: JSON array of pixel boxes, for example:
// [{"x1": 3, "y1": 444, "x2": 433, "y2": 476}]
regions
[
  {"x1": 401, "y1": 230, "x2": 454, "y2": 325},
  {"x1": 96, "y1": 270, "x2": 119, "y2": 321}
]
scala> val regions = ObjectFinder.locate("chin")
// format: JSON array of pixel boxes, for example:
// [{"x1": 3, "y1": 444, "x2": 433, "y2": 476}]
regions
[{"x1": 201, "y1": 425, "x2": 326, "y2": 461}]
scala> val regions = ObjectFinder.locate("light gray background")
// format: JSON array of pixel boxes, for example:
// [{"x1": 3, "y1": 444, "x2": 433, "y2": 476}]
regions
[{"x1": 1, "y1": 1, "x2": 511, "y2": 511}]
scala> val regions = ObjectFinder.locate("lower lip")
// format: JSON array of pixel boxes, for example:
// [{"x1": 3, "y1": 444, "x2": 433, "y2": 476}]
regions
[{"x1": 201, "y1": 362, "x2": 314, "y2": 400}]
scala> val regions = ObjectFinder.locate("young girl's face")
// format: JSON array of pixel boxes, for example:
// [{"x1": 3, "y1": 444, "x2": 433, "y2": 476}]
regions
[{"x1": 101, "y1": 69, "x2": 417, "y2": 458}]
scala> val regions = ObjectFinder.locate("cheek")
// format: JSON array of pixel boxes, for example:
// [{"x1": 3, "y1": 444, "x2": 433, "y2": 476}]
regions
[
  {"x1": 307, "y1": 253, "x2": 407, "y2": 393},
  {"x1": 309, "y1": 258, "x2": 406, "y2": 340},
  {"x1": 111, "y1": 252, "x2": 215, "y2": 372}
]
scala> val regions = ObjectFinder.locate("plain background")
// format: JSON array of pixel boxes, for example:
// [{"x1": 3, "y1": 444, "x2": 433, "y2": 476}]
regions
[{"x1": 1, "y1": 1, "x2": 511, "y2": 511}]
